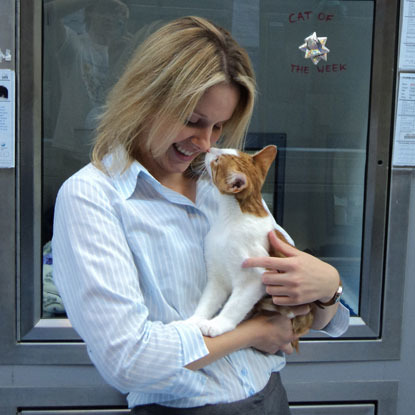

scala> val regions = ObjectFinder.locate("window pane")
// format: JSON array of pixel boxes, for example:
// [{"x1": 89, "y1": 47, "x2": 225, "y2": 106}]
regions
[
  {"x1": 254, "y1": 0, "x2": 374, "y2": 316},
  {"x1": 42, "y1": 0, "x2": 373, "y2": 318}
]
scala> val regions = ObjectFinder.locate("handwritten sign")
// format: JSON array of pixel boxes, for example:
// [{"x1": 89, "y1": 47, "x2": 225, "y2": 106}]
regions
[
  {"x1": 287, "y1": 9, "x2": 347, "y2": 73},
  {"x1": 290, "y1": 63, "x2": 347, "y2": 74},
  {"x1": 288, "y1": 11, "x2": 335, "y2": 23}
]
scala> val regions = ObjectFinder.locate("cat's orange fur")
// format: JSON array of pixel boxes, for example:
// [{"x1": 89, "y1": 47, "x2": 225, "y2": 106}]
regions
[{"x1": 211, "y1": 148, "x2": 274, "y2": 217}]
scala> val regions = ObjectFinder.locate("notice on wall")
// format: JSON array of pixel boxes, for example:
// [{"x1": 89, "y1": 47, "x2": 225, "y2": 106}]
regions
[
  {"x1": 392, "y1": 73, "x2": 415, "y2": 167},
  {"x1": 0, "y1": 69, "x2": 15, "y2": 168},
  {"x1": 399, "y1": 0, "x2": 415, "y2": 70}
]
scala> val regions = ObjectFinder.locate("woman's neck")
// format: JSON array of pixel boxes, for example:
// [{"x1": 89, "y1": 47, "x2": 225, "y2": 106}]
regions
[{"x1": 161, "y1": 174, "x2": 197, "y2": 202}]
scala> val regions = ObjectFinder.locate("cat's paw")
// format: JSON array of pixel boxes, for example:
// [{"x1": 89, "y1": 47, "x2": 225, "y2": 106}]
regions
[
  {"x1": 186, "y1": 315, "x2": 202, "y2": 325},
  {"x1": 186, "y1": 315, "x2": 209, "y2": 328},
  {"x1": 199, "y1": 316, "x2": 236, "y2": 337}
]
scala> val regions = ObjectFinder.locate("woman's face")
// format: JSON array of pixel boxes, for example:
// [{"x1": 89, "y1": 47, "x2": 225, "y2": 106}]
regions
[{"x1": 141, "y1": 82, "x2": 240, "y2": 183}]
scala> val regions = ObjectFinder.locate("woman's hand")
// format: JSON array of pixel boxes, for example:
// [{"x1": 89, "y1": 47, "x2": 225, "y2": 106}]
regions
[
  {"x1": 242, "y1": 309, "x2": 310, "y2": 355},
  {"x1": 186, "y1": 304, "x2": 311, "y2": 370},
  {"x1": 242, "y1": 231, "x2": 340, "y2": 306},
  {"x1": 187, "y1": 231, "x2": 342, "y2": 371}
]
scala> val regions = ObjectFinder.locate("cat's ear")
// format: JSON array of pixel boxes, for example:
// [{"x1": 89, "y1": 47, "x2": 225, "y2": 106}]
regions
[
  {"x1": 226, "y1": 172, "x2": 248, "y2": 193},
  {"x1": 253, "y1": 145, "x2": 277, "y2": 179}
]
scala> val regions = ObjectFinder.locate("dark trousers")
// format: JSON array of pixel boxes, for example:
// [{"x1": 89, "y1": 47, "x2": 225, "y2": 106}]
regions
[{"x1": 131, "y1": 372, "x2": 291, "y2": 415}]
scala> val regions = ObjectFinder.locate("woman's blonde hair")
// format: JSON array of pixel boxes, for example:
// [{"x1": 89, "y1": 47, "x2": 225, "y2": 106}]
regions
[{"x1": 92, "y1": 16, "x2": 256, "y2": 172}]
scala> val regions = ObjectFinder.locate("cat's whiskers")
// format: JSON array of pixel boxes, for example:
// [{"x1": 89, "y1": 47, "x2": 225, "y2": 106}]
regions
[{"x1": 185, "y1": 154, "x2": 208, "y2": 179}]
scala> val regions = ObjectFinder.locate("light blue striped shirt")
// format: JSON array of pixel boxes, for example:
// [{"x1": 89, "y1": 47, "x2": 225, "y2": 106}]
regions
[{"x1": 52, "y1": 152, "x2": 349, "y2": 409}]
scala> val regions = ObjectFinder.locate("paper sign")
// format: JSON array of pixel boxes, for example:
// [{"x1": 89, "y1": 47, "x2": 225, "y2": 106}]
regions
[
  {"x1": 392, "y1": 73, "x2": 415, "y2": 166},
  {"x1": 0, "y1": 69, "x2": 15, "y2": 168},
  {"x1": 399, "y1": 0, "x2": 415, "y2": 70}
]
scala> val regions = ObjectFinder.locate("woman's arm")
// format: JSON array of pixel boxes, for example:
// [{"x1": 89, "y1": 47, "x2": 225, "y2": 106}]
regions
[
  {"x1": 188, "y1": 228, "x2": 342, "y2": 372},
  {"x1": 186, "y1": 309, "x2": 310, "y2": 371},
  {"x1": 242, "y1": 231, "x2": 342, "y2": 330},
  {"x1": 53, "y1": 174, "x2": 210, "y2": 396}
]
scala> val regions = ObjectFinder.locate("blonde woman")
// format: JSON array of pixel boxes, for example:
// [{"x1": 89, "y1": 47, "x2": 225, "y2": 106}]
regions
[{"x1": 53, "y1": 16, "x2": 348, "y2": 414}]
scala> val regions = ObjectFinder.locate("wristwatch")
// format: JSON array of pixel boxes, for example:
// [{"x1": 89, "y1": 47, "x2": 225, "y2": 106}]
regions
[{"x1": 315, "y1": 280, "x2": 343, "y2": 309}]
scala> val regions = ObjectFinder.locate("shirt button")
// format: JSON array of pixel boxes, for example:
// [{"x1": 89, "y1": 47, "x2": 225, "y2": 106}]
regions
[
  {"x1": 240, "y1": 368, "x2": 248, "y2": 376},
  {"x1": 249, "y1": 387, "x2": 256, "y2": 395}
]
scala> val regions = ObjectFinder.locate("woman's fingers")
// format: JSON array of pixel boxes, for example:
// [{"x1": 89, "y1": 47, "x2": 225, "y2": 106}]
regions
[
  {"x1": 242, "y1": 255, "x2": 283, "y2": 270},
  {"x1": 279, "y1": 343, "x2": 294, "y2": 354},
  {"x1": 248, "y1": 313, "x2": 299, "y2": 354},
  {"x1": 268, "y1": 230, "x2": 298, "y2": 257},
  {"x1": 242, "y1": 232, "x2": 298, "y2": 271},
  {"x1": 242, "y1": 229, "x2": 341, "y2": 306},
  {"x1": 287, "y1": 304, "x2": 311, "y2": 317}
]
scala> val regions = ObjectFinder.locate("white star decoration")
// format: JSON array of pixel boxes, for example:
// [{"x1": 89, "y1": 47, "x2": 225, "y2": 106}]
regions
[{"x1": 299, "y1": 32, "x2": 330, "y2": 65}]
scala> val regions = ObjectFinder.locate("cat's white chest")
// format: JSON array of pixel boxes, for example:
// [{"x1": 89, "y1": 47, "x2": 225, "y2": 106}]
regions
[
  {"x1": 205, "y1": 198, "x2": 274, "y2": 274},
  {"x1": 192, "y1": 202, "x2": 274, "y2": 337}
]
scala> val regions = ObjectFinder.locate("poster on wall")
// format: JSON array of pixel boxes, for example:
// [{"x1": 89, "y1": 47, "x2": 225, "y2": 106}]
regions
[
  {"x1": 0, "y1": 69, "x2": 15, "y2": 168},
  {"x1": 399, "y1": 0, "x2": 415, "y2": 70},
  {"x1": 392, "y1": 73, "x2": 415, "y2": 167}
]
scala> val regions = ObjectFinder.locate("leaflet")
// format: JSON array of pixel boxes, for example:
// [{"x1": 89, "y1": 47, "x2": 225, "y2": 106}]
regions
[
  {"x1": 392, "y1": 73, "x2": 415, "y2": 166},
  {"x1": 399, "y1": 0, "x2": 415, "y2": 70},
  {"x1": 0, "y1": 69, "x2": 15, "y2": 168}
]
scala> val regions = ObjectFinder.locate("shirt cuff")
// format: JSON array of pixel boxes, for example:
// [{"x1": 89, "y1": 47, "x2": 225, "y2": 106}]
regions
[
  {"x1": 319, "y1": 302, "x2": 350, "y2": 337},
  {"x1": 172, "y1": 320, "x2": 210, "y2": 367}
]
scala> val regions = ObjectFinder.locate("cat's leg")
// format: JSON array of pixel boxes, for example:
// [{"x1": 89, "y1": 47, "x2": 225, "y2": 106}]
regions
[
  {"x1": 187, "y1": 277, "x2": 230, "y2": 326},
  {"x1": 200, "y1": 278, "x2": 265, "y2": 337}
]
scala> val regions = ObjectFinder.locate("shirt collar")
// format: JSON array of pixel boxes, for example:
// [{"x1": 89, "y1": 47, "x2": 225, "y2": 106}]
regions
[
  {"x1": 102, "y1": 146, "x2": 206, "y2": 206},
  {"x1": 102, "y1": 146, "x2": 148, "y2": 200}
]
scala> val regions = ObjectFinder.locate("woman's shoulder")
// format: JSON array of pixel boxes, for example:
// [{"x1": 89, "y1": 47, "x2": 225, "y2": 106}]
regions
[
  {"x1": 64, "y1": 162, "x2": 109, "y2": 185},
  {"x1": 58, "y1": 163, "x2": 114, "y2": 201}
]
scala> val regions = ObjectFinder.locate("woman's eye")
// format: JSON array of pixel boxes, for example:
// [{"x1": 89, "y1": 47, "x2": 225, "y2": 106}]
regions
[
  {"x1": 214, "y1": 124, "x2": 223, "y2": 130},
  {"x1": 185, "y1": 115, "x2": 199, "y2": 126}
]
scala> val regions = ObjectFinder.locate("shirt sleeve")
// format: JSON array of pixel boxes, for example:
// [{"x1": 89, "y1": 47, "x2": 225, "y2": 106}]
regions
[
  {"x1": 52, "y1": 173, "x2": 209, "y2": 396},
  {"x1": 318, "y1": 302, "x2": 350, "y2": 337}
]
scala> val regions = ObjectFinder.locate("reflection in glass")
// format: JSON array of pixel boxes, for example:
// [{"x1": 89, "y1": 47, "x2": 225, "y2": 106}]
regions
[
  {"x1": 42, "y1": 0, "x2": 373, "y2": 318},
  {"x1": 256, "y1": 0, "x2": 374, "y2": 315},
  {"x1": 42, "y1": 0, "x2": 165, "y2": 317}
]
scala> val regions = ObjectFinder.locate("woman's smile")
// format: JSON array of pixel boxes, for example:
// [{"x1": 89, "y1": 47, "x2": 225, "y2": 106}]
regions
[
  {"x1": 172, "y1": 142, "x2": 200, "y2": 158},
  {"x1": 140, "y1": 83, "x2": 240, "y2": 185}
]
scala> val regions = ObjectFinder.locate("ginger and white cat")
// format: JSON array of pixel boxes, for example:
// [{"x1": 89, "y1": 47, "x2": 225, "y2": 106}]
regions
[{"x1": 189, "y1": 145, "x2": 313, "y2": 348}]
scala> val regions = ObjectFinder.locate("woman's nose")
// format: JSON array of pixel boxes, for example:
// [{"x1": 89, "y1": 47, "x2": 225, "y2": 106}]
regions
[{"x1": 192, "y1": 127, "x2": 213, "y2": 152}]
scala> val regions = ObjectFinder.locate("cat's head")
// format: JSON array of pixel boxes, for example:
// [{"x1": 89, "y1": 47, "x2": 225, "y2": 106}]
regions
[{"x1": 204, "y1": 146, "x2": 277, "y2": 196}]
